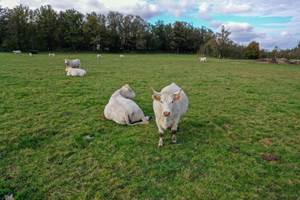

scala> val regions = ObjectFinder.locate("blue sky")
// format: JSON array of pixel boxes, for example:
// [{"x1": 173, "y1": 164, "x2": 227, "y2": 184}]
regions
[{"x1": 1, "y1": 0, "x2": 299, "y2": 49}]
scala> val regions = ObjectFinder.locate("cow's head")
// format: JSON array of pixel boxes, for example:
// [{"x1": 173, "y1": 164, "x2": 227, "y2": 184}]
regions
[
  {"x1": 64, "y1": 59, "x2": 69, "y2": 66},
  {"x1": 152, "y1": 88, "x2": 182, "y2": 117},
  {"x1": 120, "y1": 84, "x2": 135, "y2": 99}
]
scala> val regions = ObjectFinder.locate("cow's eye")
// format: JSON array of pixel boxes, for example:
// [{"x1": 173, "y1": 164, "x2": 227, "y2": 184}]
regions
[
  {"x1": 171, "y1": 100, "x2": 174, "y2": 103},
  {"x1": 160, "y1": 100, "x2": 163, "y2": 103}
]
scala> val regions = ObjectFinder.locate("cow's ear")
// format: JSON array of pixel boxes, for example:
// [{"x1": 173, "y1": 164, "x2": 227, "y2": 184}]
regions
[
  {"x1": 174, "y1": 89, "x2": 182, "y2": 101},
  {"x1": 151, "y1": 88, "x2": 161, "y2": 101},
  {"x1": 122, "y1": 84, "x2": 129, "y2": 91},
  {"x1": 152, "y1": 93, "x2": 161, "y2": 101}
]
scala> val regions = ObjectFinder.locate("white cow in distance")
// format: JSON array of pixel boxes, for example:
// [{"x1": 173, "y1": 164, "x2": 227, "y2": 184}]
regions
[
  {"x1": 152, "y1": 83, "x2": 188, "y2": 147},
  {"x1": 65, "y1": 59, "x2": 80, "y2": 68},
  {"x1": 12, "y1": 50, "x2": 21, "y2": 54},
  {"x1": 104, "y1": 84, "x2": 149, "y2": 125},
  {"x1": 49, "y1": 53, "x2": 55, "y2": 56},
  {"x1": 97, "y1": 54, "x2": 102, "y2": 59},
  {"x1": 199, "y1": 57, "x2": 207, "y2": 62},
  {"x1": 120, "y1": 54, "x2": 125, "y2": 58},
  {"x1": 65, "y1": 66, "x2": 86, "y2": 77}
]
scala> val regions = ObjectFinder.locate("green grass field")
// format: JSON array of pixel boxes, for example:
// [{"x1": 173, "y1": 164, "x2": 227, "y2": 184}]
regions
[{"x1": 0, "y1": 53, "x2": 299, "y2": 200}]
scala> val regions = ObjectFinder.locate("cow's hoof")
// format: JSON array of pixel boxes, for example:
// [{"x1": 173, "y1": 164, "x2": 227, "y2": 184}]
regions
[
  {"x1": 171, "y1": 135, "x2": 177, "y2": 144},
  {"x1": 158, "y1": 138, "x2": 163, "y2": 147}
]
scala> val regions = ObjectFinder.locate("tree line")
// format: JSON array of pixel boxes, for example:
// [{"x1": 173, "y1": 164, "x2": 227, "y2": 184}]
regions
[{"x1": 0, "y1": 5, "x2": 300, "y2": 59}]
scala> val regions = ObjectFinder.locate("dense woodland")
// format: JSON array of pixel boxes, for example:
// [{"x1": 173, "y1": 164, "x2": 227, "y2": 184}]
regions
[{"x1": 1, "y1": 5, "x2": 300, "y2": 59}]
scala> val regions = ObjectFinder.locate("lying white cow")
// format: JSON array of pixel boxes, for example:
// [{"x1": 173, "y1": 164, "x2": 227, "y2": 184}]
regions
[
  {"x1": 104, "y1": 84, "x2": 149, "y2": 125},
  {"x1": 28, "y1": 53, "x2": 32, "y2": 56},
  {"x1": 120, "y1": 54, "x2": 125, "y2": 58},
  {"x1": 152, "y1": 83, "x2": 188, "y2": 147},
  {"x1": 65, "y1": 59, "x2": 80, "y2": 68},
  {"x1": 12, "y1": 50, "x2": 21, "y2": 54},
  {"x1": 49, "y1": 53, "x2": 55, "y2": 56},
  {"x1": 65, "y1": 66, "x2": 86, "y2": 77},
  {"x1": 199, "y1": 57, "x2": 207, "y2": 62}
]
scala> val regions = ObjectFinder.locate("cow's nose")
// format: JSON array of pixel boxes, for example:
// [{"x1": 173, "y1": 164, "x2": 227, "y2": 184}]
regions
[{"x1": 163, "y1": 111, "x2": 171, "y2": 117}]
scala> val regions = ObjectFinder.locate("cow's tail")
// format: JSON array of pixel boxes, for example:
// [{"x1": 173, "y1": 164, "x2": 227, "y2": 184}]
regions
[{"x1": 128, "y1": 116, "x2": 150, "y2": 126}]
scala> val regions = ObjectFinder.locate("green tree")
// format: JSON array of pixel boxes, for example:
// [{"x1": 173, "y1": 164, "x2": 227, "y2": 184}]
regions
[
  {"x1": 5, "y1": 5, "x2": 31, "y2": 50},
  {"x1": 244, "y1": 41, "x2": 260, "y2": 59},
  {"x1": 0, "y1": 7, "x2": 9, "y2": 50},
  {"x1": 36, "y1": 5, "x2": 59, "y2": 50},
  {"x1": 83, "y1": 12, "x2": 107, "y2": 50},
  {"x1": 106, "y1": 11, "x2": 123, "y2": 51},
  {"x1": 58, "y1": 9, "x2": 84, "y2": 50},
  {"x1": 132, "y1": 16, "x2": 147, "y2": 50}
]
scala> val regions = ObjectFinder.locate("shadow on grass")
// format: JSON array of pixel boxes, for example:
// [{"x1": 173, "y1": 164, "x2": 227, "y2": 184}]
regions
[
  {"x1": 178, "y1": 117, "x2": 229, "y2": 146},
  {"x1": 0, "y1": 128, "x2": 59, "y2": 160}
]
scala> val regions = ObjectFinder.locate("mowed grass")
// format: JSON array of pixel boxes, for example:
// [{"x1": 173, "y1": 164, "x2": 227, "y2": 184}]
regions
[{"x1": 0, "y1": 53, "x2": 299, "y2": 200}]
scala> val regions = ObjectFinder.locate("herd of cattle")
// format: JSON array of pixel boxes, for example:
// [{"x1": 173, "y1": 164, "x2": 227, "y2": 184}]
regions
[
  {"x1": 11, "y1": 52, "x2": 209, "y2": 147},
  {"x1": 64, "y1": 57, "x2": 189, "y2": 147}
]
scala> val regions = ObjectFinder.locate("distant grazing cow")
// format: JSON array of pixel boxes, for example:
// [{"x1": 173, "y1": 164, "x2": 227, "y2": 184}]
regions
[
  {"x1": 12, "y1": 50, "x2": 21, "y2": 54},
  {"x1": 120, "y1": 54, "x2": 125, "y2": 58},
  {"x1": 104, "y1": 84, "x2": 149, "y2": 125},
  {"x1": 4, "y1": 194, "x2": 14, "y2": 200},
  {"x1": 65, "y1": 66, "x2": 86, "y2": 77},
  {"x1": 65, "y1": 59, "x2": 80, "y2": 68},
  {"x1": 28, "y1": 53, "x2": 32, "y2": 56},
  {"x1": 49, "y1": 53, "x2": 55, "y2": 56},
  {"x1": 152, "y1": 83, "x2": 188, "y2": 147},
  {"x1": 199, "y1": 57, "x2": 207, "y2": 62}
]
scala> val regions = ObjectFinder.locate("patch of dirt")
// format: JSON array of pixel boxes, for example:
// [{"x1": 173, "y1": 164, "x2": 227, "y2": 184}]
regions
[
  {"x1": 262, "y1": 153, "x2": 280, "y2": 162},
  {"x1": 62, "y1": 112, "x2": 72, "y2": 117},
  {"x1": 223, "y1": 123, "x2": 231, "y2": 130},
  {"x1": 259, "y1": 138, "x2": 273, "y2": 147},
  {"x1": 229, "y1": 146, "x2": 240, "y2": 153},
  {"x1": 100, "y1": 113, "x2": 107, "y2": 120}
]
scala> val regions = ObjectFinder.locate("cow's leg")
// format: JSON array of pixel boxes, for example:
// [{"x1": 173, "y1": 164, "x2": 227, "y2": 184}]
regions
[
  {"x1": 156, "y1": 119, "x2": 164, "y2": 147},
  {"x1": 171, "y1": 117, "x2": 180, "y2": 144}
]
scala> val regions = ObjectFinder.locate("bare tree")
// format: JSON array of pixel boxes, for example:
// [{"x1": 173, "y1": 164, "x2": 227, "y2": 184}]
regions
[{"x1": 216, "y1": 25, "x2": 231, "y2": 58}]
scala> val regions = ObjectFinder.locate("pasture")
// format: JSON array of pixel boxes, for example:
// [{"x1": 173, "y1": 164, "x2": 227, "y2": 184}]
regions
[{"x1": 0, "y1": 53, "x2": 299, "y2": 199}]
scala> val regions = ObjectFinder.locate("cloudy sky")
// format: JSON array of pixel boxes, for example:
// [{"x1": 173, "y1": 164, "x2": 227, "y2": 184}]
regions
[{"x1": 1, "y1": 0, "x2": 299, "y2": 49}]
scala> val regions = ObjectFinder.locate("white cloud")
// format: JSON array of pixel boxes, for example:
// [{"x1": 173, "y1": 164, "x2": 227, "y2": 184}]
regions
[
  {"x1": 198, "y1": 2, "x2": 212, "y2": 19},
  {"x1": 1, "y1": 0, "x2": 161, "y2": 18},
  {"x1": 0, "y1": 0, "x2": 19, "y2": 8},
  {"x1": 210, "y1": 20, "x2": 222, "y2": 28},
  {"x1": 216, "y1": 22, "x2": 265, "y2": 43},
  {"x1": 280, "y1": 31, "x2": 292, "y2": 37},
  {"x1": 159, "y1": 0, "x2": 196, "y2": 17},
  {"x1": 220, "y1": 2, "x2": 251, "y2": 14},
  {"x1": 222, "y1": 22, "x2": 252, "y2": 32},
  {"x1": 260, "y1": 34, "x2": 298, "y2": 49}
]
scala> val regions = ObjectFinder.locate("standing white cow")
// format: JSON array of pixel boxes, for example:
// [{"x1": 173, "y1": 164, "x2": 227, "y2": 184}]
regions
[
  {"x1": 28, "y1": 53, "x2": 32, "y2": 56},
  {"x1": 120, "y1": 54, "x2": 125, "y2": 58},
  {"x1": 65, "y1": 66, "x2": 86, "y2": 77},
  {"x1": 49, "y1": 53, "x2": 55, "y2": 56},
  {"x1": 104, "y1": 84, "x2": 149, "y2": 125},
  {"x1": 152, "y1": 83, "x2": 188, "y2": 147},
  {"x1": 199, "y1": 57, "x2": 207, "y2": 62},
  {"x1": 65, "y1": 59, "x2": 80, "y2": 68},
  {"x1": 12, "y1": 50, "x2": 21, "y2": 54},
  {"x1": 97, "y1": 54, "x2": 102, "y2": 59}
]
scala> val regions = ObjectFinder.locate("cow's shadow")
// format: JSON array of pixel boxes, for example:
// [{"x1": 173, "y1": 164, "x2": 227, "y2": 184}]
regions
[{"x1": 176, "y1": 117, "x2": 229, "y2": 145}]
